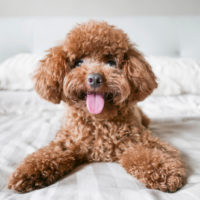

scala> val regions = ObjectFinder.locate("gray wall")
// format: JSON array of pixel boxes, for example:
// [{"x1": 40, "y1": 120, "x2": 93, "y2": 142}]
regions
[{"x1": 0, "y1": 0, "x2": 200, "y2": 16}]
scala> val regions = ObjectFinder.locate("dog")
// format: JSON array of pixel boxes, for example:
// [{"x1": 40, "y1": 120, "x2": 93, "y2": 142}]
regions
[{"x1": 8, "y1": 21, "x2": 186, "y2": 193}]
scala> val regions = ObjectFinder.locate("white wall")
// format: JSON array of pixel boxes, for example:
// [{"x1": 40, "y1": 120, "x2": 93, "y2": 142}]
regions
[{"x1": 0, "y1": 0, "x2": 200, "y2": 16}]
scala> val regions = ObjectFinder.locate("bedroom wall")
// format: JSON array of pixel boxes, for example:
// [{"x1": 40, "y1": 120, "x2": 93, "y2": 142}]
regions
[{"x1": 0, "y1": 0, "x2": 200, "y2": 16}]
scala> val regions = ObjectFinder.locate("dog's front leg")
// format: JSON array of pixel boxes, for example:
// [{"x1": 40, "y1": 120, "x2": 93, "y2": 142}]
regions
[
  {"x1": 119, "y1": 133, "x2": 186, "y2": 192},
  {"x1": 8, "y1": 141, "x2": 80, "y2": 193}
]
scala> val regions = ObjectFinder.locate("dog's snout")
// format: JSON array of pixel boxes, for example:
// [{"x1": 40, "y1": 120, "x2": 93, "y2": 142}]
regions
[{"x1": 87, "y1": 73, "x2": 103, "y2": 89}]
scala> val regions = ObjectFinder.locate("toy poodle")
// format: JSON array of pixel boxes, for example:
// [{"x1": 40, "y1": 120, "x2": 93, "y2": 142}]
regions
[{"x1": 8, "y1": 21, "x2": 186, "y2": 193}]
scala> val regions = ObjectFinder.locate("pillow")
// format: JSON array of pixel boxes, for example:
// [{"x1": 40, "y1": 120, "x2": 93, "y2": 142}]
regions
[
  {"x1": 0, "y1": 53, "x2": 42, "y2": 90},
  {"x1": 146, "y1": 56, "x2": 200, "y2": 96},
  {"x1": 0, "y1": 53, "x2": 200, "y2": 96}
]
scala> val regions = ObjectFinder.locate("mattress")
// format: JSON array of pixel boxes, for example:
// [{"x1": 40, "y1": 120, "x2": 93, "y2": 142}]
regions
[{"x1": 0, "y1": 91, "x2": 200, "y2": 200}]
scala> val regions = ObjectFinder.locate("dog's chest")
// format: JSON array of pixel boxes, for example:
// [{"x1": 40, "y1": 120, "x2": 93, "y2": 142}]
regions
[{"x1": 63, "y1": 115, "x2": 140, "y2": 162}]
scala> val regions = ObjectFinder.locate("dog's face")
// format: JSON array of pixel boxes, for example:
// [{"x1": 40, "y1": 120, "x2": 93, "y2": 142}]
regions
[{"x1": 34, "y1": 21, "x2": 157, "y2": 119}]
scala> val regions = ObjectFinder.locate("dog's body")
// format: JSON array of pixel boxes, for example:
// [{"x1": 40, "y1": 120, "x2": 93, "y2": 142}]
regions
[
  {"x1": 8, "y1": 21, "x2": 186, "y2": 193},
  {"x1": 58, "y1": 104, "x2": 148, "y2": 163}
]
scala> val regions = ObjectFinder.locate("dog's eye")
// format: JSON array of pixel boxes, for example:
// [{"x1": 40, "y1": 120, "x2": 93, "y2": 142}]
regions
[
  {"x1": 73, "y1": 59, "x2": 84, "y2": 68},
  {"x1": 106, "y1": 60, "x2": 116, "y2": 67}
]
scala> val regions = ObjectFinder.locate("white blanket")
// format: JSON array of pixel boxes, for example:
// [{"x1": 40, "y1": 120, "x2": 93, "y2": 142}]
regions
[{"x1": 0, "y1": 91, "x2": 200, "y2": 200}]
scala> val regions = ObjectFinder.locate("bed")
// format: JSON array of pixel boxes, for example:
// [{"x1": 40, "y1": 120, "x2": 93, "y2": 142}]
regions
[{"x1": 0, "y1": 17, "x2": 200, "y2": 200}]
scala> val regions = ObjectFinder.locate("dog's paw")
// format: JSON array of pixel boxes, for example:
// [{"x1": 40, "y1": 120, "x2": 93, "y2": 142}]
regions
[
  {"x1": 146, "y1": 172, "x2": 185, "y2": 192},
  {"x1": 143, "y1": 158, "x2": 186, "y2": 192},
  {"x1": 8, "y1": 166, "x2": 44, "y2": 193},
  {"x1": 121, "y1": 145, "x2": 186, "y2": 193},
  {"x1": 165, "y1": 173, "x2": 185, "y2": 192}
]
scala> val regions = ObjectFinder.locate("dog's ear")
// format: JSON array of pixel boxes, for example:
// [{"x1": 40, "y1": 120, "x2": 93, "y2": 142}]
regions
[
  {"x1": 33, "y1": 45, "x2": 69, "y2": 104},
  {"x1": 123, "y1": 47, "x2": 157, "y2": 101}
]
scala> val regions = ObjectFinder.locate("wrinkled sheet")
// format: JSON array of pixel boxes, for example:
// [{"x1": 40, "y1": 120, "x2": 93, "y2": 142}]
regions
[{"x1": 0, "y1": 91, "x2": 200, "y2": 200}]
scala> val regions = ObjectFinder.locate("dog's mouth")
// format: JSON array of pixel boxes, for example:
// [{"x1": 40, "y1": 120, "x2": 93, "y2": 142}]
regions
[{"x1": 78, "y1": 91, "x2": 114, "y2": 115}]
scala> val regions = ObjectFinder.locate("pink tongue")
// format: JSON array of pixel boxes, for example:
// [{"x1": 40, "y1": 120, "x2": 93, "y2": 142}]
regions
[{"x1": 86, "y1": 94, "x2": 105, "y2": 114}]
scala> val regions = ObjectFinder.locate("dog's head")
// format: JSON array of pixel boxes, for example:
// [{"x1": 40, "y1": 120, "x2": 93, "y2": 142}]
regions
[{"x1": 34, "y1": 21, "x2": 157, "y2": 119}]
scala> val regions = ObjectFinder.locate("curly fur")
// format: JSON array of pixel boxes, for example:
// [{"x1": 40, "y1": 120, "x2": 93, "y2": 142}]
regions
[{"x1": 8, "y1": 21, "x2": 186, "y2": 193}]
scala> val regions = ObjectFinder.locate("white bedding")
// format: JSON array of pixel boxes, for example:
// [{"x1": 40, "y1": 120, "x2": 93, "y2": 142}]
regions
[
  {"x1": 1, "y1": 54, "x2": 200, "y2": 96},
  {"x1": 0, "y1": 91, "x2": 200, "y2": 200}
]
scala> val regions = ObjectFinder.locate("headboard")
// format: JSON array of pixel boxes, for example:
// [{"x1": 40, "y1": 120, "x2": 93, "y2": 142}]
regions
[{"x1": 0, "y1": 16, "x2": 200, "y2": 62}]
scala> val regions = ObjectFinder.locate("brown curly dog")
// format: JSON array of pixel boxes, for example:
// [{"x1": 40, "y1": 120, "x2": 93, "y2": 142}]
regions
[{"x1": 8, "y1": 21, "x2": 186, "y2": 193}]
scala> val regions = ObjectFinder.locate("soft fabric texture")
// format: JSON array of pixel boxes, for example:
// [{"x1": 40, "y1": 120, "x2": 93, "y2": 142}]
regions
[
  {"x1": 147, "y1": 56, "x2": 200, "y2": 96},
  {"x1": 0, "y1": 91, "x2": 200, "y2": 199},
  {"x1": 0, "y1": 53, "x2": 42, "y2": 90},
  {"x1": 0, "y1": 53, "x2": 200, "y2": 96}
]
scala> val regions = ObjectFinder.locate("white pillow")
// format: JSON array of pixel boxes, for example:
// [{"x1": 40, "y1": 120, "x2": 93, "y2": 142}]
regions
[
  {"x1": 0, "y1": 53, "x2": 42, "y2": 90},
  {"x1": 0, "y1": 53, "x2": 200, "y2": 96},
  {"x1": 146, "y1": 56, "x2": 200, "y2": 96}
]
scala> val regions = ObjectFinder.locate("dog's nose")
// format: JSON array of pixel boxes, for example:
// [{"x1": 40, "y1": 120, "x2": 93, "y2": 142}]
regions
[{"x1": 87, "y1": 73, "x2": 103, "y2": 89}]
